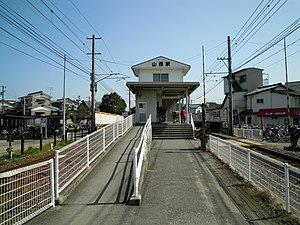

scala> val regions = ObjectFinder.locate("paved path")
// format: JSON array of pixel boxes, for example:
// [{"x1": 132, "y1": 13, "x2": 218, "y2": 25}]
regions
[{"x1": 27, "y1": 126, "x2": 284, "y2": 225}]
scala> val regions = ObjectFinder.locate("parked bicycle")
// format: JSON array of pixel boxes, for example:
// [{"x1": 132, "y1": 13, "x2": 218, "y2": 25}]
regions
[{"x1": 263, "y1": 125, "x2": 290, "y2": 143}]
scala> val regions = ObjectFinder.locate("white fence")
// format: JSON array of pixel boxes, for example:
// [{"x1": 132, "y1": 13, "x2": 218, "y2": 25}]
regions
[
  {"x1": 132, "y1": 115, "x2": 152, "y2": 199},
  {"x1": 95, "y1": 112, "x2": 124, "y2": 125},
  {"x1": 234, "y1": 128, "x2": 263, "y2": 141},
  {"x1": 209, "y1": 134, "x2": 300, "y2": 216},
  {"x1": 55, "y1": 115, "x2": 133, "y2": 199},
  {"x1": 190, "y1": 114, "x2": 195, "y2": 138},
  {"x1": 0, "y1": 159, "x2": 55, "y2": 225},
  {"x1": 0, "y1": 115, "x2": 133, "y2": 225}
]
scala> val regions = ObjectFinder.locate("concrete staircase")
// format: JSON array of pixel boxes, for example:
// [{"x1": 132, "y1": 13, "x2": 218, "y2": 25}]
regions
[{"x1": 152, "y1": 123, "x2": 194, "y2": 139}]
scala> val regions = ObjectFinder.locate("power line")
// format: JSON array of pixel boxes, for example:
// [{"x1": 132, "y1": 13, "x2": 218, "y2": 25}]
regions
[
  {"x1": 0, "y1": 1, "x2": 91, "y2": 75},
  {"x1": 68, "y1": 0, "x2": 127, "y2": 91},
  {"x1": 208, "y1": 0, "x2": 288, "y2": 74},
  {"x1": 235, "y1": 17, "x2": 300, "y2": 70},
  {"x1": 252, "y1": 37, "x2": 300, "y2": 66}
]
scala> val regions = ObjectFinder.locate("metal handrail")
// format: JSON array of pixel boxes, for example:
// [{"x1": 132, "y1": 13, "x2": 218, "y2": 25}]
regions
[{"x1": 133, "y1": 115, "x2": 152, "y2": 198}]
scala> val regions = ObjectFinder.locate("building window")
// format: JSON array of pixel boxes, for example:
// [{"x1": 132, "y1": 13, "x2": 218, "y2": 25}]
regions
[
  {"x1": 159, "y1": 62, "x2": 163, "y2": 67},
  {"x1": 152, "y1": 62, "x2": 157, "y2": 67},
  {"x1": 239, "y1": 75, "x2": 246, "y2": 83},
  {"x1": 256, "y1": 98, "x2": 264, "y2": 103},
  {"x1": 166, "y1": 61, "x2": 170, "y2": 66},
  {"x1": 161, "y1": 73, "x2": 168, "y2": 82},
  {"x1": 153, "y1": 73, "x2": 169, "y2": 82},
  {"x1": 138, "y1": 103, "x2": 144, "y2": 109},
  {"x1": 153, "y1": 74, "x2": 160, "y2": 82}
]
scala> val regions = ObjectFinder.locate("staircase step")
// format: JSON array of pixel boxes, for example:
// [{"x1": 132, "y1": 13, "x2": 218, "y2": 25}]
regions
[{"x1": 152, "y1": 123, "x2": 194, "y2": 139}]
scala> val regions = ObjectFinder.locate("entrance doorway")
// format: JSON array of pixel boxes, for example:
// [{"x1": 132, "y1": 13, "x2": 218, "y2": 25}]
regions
[{"x1": 138, "y1": 102, "x2": 147, "y2": 123}]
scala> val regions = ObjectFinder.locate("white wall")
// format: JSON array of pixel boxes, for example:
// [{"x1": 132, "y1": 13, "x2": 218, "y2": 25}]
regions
[
  {"x1": 247, "y1": 91, "x2": 288, "y2": 113},
  {"x1": 224, "y1": 68, "x2": 262, "y2": 93},
  {"x1": 136, "y1": 89, "x2": 157, "y2": 123},
  {"x1": 138, "y1": 69, "x2": 184, "y2": 82}
]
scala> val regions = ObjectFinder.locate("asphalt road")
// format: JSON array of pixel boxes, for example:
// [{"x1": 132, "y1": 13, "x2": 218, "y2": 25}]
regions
[{"x1": 25, "y1": 124, "x2": 288, "y2": 225}]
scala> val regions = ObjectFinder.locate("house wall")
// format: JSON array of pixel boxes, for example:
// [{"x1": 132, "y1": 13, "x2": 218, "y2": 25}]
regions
[
  {"x1": 242, "y1": 69, "x2": 263, "y2": 92},
  {"x1": 138, "y1": 69, "x2": 184, "y2": 82},
  {"x1": 246, "y1": 88, "x2": 299, "y2": 127},
  {"x1": 224, "y1": 68, "x2": 263, "y2": 93},
  {"x1": 247, "y1": 90, "x2": 287, "y2": 113},
  {"x1": 31, "y1": 95, "x2": 51, "y2": 106}
]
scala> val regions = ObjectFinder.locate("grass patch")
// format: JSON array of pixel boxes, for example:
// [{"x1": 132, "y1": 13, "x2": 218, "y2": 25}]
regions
[{"x1": 0, "y1": 140, "x2": 74, "y2": 172}]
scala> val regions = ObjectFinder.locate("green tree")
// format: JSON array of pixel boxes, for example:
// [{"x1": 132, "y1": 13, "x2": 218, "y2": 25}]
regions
[
  {"x1": 77, "y1": 100, "x2": 90, "y2": 119},
  {"x1": 100, "y1": 92, "x2": 126, "y2": 115}
]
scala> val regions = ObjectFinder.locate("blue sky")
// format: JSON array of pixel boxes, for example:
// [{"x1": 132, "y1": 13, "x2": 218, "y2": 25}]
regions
[{"x1": 1, "y1": 0, "x2": 299, "y2": 107}]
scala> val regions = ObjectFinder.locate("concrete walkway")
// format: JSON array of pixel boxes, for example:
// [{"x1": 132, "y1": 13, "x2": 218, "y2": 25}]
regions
[{"x1": 26, "y1": 126, "x2": 283, "y2": 225}]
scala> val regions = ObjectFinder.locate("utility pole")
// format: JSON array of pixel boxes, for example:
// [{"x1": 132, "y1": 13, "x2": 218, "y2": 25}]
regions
[
  {"x1": 128, "y1": 89, "x2": 131, "y2": 114},
  {"x1": 87, "y1": 35, "x2": 101, "y2": 132},
  {"x1": 227, "y1": 36, "x2": 233, "y2": 136},
  {"x1": 202, "y1": 45, "x2": 206, "y2": 151},
  {"x1": 63, "y1": 55, "x2": 66, "y2": 140},
  {"x1": 0, "y1": 86, "x2": 6, "y2": 114},
  {"x1": 284, "y1": 38, "x2": 291, "y2": 125}
]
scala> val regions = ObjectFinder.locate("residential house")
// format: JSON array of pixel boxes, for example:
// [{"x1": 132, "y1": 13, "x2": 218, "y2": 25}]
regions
[
  {"x1": 51, "y1": 97, "x2": 78, "y2": 116},
  {"x1": 222, "y1": 67, "x2": 264, "y2": 126},
  {"x1": 246, "y1": 83, "x2": 300, "y2": 127},
  {"x1": 18, "y1": 91, "x2": 59, "y2": 116}
]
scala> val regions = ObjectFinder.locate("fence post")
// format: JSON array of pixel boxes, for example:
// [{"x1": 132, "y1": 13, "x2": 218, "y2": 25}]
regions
[
  {"x1": 251, "y1": 129, "x2": 254, "y2": 139},
  {"x1": 103, "y1": 128, "x2": 106, "y2": 150},
  {"x1": 39, "y1": 133, "x2": 43, "y2": 150},
  {"x1": 217, "y1": 138, "x2": 219, "y2": 158},
  {"x1": 113, "y1": 124, "x2": 115, "y2": 141},
  {"x1": 209, "y1": 135, "x2": 211, "y2": 151},
  {"x1": 229, "y1": 142, "x2": 232, "y2": 167},
  {"x1": 55, "y1": 150, "x2": 60, "y2": 200},
  {"x1": 247, "y1": 149, "x2": 251, "y2": 181},
  {"x1": 21, "y1": 135, "x2": 24, "y2": 155},
  {"x1": 284, "y1": 163, "x2": 290, "y2": 213},
  {"x1": 49, "y1": 159, "x2": 55, "y2": 207},
  {"x1": 243, "y1": 129, "x2": 245, "y2": 138},
  {"x1": 54, "y1": 130, "x2": 57, "y2": 146},
  {"x1": 86, "y1": 135, "x2": 90, "y2": 167},
  {"x1": 133, "y1": 147, "x2": 138, "y2": 197}
]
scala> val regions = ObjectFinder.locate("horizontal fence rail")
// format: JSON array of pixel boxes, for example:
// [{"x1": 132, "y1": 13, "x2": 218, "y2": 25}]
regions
[
  {"x1": 55, "y1": 115, "x2": 133, "y2": 199},
  {"x1": 234, "y1": 128, "x2": 263, "y2": 141},
  {"x1": 133, "y1": 115, "x2": 152, "y2": 198},
  {"x1": 0, "y1": 159, "x2": 54, "y2": 225},
  {"x1": 209, "y1": 134, "x2": 300, "y2": 216},
  {"x1": 0, "y1": 115, "x2": 133, "y2": 225}
]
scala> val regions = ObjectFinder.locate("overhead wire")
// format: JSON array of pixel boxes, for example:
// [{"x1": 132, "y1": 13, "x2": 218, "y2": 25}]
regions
[
  {"x1": 0, "y1": 0, "x2": 91, "y2": 76},
  {"x1": 235, "y1": 17, "x2": 300, "y2": 70},
  {"x1": 252, "y1": 37, "x2": 300, "y2": 66},
  {"x1": 68, "y1": 0, "x2": 128, "y2": 94},
  {"x1": 232, "y1": 0, "x2": 288, "y2": 58}
]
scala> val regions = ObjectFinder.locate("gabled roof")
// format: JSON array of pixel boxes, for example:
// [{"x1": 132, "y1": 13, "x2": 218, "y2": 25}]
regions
[
  {"x1": 31, "y1": 104, "x2": 60, "y2": 112},
  {"x1": 245, "y1": 82, "x2": 300, "y2": 96},
  {"x1": 245, "y1": 83, "x2": 283, "y2": 96},
  {"x1": 287, "y1": 81, "x2": 300, "y2": 93},
  {"x1": 19, "y1": 91, "x2": 52, "y2": 99},
  {"x1": 131, "y1": 56, "x2": 191, "y2": 77},
  {"x1": 223, "y1": 67, "x2": 263, "y2": 78}
]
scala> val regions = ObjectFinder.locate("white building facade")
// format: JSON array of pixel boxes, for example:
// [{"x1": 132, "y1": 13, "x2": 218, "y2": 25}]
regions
[
  {"x1": 127, "y1": 56, "x2": 199, "y2": 123},
  {"x1": 246, "y1": 83, "x2": 300, "y2": 127}
]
